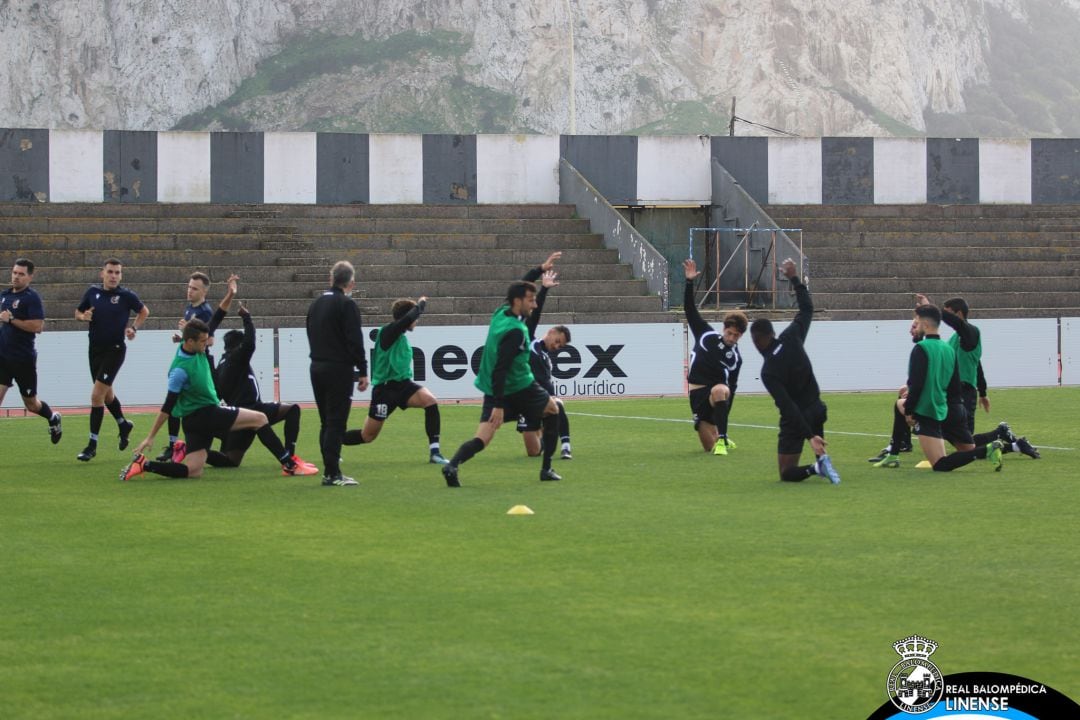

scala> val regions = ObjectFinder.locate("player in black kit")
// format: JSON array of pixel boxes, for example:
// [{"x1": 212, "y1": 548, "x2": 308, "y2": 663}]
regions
[
  {"x1": 749, "y1": 258, "x2": 841, "y2": 484},
  {"x1": 74, "y1": 258, "x2": 149, "y2": 462},
  {"x1": 0, "y1": 258, "x2": 63, "y2": 443},
  {"x1": 682, "y1": 259, "x2": 747, "y2": 456},
  {"x1": 517, "y1": 259, "x2": 573, "y2": 459},
  {"x1": 206, "y1": 299, "x2": 318, "y2": 475}
]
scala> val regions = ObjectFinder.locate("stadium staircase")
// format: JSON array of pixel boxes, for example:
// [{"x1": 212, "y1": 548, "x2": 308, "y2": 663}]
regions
[
  {"x1": 0, "y1": 203, "x2": 673, "y2": 331},
  {"x1": 763, "y1": 204, "x2": 1080, "y2": 319}
]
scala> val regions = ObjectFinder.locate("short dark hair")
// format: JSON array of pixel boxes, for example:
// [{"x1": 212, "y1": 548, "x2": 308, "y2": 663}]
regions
[
  {"x1": 915, "y1": 303, "x2": 942, "y2": 327},
  {"x1": 182, "y1": 318, "x2": 210, "y2": 342},
  {"x1": 223, "y1": 329, "x2": 244, "y2": 352},
  {"x1": 723, "y1": 311, "x2": 748, "y2": 334},
  {"x1": 103, "y1": 257, "x2": 122, "y2": 268},
  {"x1": 331, "y1": 261, "x2": 354, "y2": 289},
  {"x1": 551, "y1": 324, "x2": 571, "y2": 342},
  {"x1": 943, "y1": 297, "x2": 969, "y2": 318},
  {"x1": 749, "y1": 318, "x2": 774, "y2": 342},
  {"x1": 505, "y1": 280, "x2": 537, "y2": 304},
  {"x1": 189, "y1": 272, "x2": 210, "y2": 287},
  {"x1": 14, "y1": 258, "x2": 34, "y2": 275},
  {"x1": 391, "y1": 298, "x2": 417, "y2": 320}
]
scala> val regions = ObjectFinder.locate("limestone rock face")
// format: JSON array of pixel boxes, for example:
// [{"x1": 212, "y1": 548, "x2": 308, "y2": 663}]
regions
[{"x1": 2, "y1": 0, "x2": 1077, "y2": 135}]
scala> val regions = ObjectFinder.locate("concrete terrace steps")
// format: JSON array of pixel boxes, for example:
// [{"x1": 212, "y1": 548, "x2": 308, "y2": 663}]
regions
[
  {"x1": 760, "y1": 203, "x2": 1080, "y2": 319},
  {"x1": 0, "y1": 216, "x2": 594, "y2": 235},
  {"x1": 0, "y1": 203, "x2": 578, "y2": 220},
  {"x1": 820, "y1": 307, "x2": 1080, "y2": 321},
  {"x1": 10, "y1": 203, "x2": 669, "y2": 328}
]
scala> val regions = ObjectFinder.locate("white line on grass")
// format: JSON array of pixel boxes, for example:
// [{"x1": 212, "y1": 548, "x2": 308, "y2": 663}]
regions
[{"x1": 568, "y1": 412, "x2": 1075, "y2": 451}]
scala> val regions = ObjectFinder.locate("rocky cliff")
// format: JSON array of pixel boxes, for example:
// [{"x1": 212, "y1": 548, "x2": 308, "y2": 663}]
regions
[{"x1": 3, "y1": 0, "x2": 1080, "y2": 136}]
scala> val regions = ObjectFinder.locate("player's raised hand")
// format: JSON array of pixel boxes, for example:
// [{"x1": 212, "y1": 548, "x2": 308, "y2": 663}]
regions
[
  {"x1": 683, "y1": 259, "x2": 700, "y2": 280},
  {"x1": 781, "y1": 258, "x2": 798, "y2": 279},
  {"x1": 541, "y1": 252, "x2": 562, "y2": 271},
  {"x1": 227, "y1": 273, "x2": 239, "y2": 296},
  {"x1": 914, "y1": 293, "x2": 931, "y2": 307},
  {"x1": 541, "y1": 270, "x2": 559, "y2": 288}
]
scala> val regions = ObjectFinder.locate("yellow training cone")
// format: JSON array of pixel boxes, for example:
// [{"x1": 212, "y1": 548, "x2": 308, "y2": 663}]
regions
[
  {"x1": 507, "y1": 505, "x2": 534, "y2": 515},
  {"x1": 915, "y1": 460, "x2": 932, "y2": 469}
]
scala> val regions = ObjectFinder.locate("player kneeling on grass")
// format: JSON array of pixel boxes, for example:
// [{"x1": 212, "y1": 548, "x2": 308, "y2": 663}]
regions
[
  {"x1": 682, "y1": 258, "x2": 746, "y2": 456},
  {"x1": 342, "y1": 296, "x2": 447, "y2": 464},
  {"x1": 900, "y1": 304, "x2": 1003, "y2": 473},
  {"x1": 121, "y1": 319, "x2": 304, "y2": 481}
]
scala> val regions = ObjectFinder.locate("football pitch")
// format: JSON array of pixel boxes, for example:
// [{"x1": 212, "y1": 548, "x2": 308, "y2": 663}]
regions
[{"x1": 2, "y1": 388, "x2": 1077, "y2": 719}]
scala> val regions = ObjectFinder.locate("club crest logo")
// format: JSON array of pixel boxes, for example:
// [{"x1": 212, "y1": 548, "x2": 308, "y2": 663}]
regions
[
  {"x1": 12, "y1": 299, "x2": 20, "y2": 309},
  {"x1": 886, "y1": 635, "x2": 944, "y2": 714},
  {"x1": 110, "y1": 295, "x2": 120, "y2": 304}
]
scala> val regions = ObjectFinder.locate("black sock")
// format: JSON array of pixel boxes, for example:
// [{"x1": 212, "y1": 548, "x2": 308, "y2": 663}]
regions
[
  {"x1": 256, "y1": 424, "x2": 288, "y2": 462},
  {"x1": 450, "y1": 437, "x2": 485, "y2": 467},
  {"x1": 36, "y1": 401, "x2": 54, "y2": 421},
  {"x1": 106, "y1": 397, "x2": 125, "y2": 422},
  {"x1": 343, "y1": 429, "x2": 365, "y2": 445},
  {"x1": 283, "y1": 405, "x2": 300, "y2": 454},
  {"x1": 711, "y1": 397, "x2": 730, "y2": 438},
  {"x1": 206, "y1": 450, "x2": 239, "y2": 468},
  {"x1": 144, "y1": 460, "x2": 190, "y2": 478},
  {"x1": 425, "y1": 404, "x2": 441, "y2": 447},
  {"x1": 781, "y1": 465, "x2": 815, "y2": 482},
  {"x1": 932, "y1": 444, "x2": 988, "y2": 472},
  {"x1": 89, "y1": 406, "x2": 104, "y2": 437},
  {"x1": 167, "y1": 415, "x2": 181, "y2": 440},
  {"x1": 541, "y1": 413, "x2": 558, "y2": 471},
  {"x1": 889, "y1": 404, "x2": 909, "y2": 453},
  {"x1": 557, "y1": 403, "x2": 571, "y2": 443}
]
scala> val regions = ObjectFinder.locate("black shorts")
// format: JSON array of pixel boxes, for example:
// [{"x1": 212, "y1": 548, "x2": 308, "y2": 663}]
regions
[
  {"x1": 368, "y1": 380, "x2": 423, "y2": 420},
  {"x1": 913, "y1": 404, "x2": 974, "y2": 447},
  {"x1": 219, "y1": 402, "x2": 283, "y2": 456},
  {"x1": 483, "y1": 383, "x2": 550, "y2": 431},
  {"x1": 181, "y1": 404, "x2": 240, "y2": 454},
  {"x1": 89, "y1": 343, "x2": 126, "y2": 386},
  {"x1": 0, "y1": 356, "x2": 38, "y2": 397},
  {"x1": 689, "y1": 387, "x2": 713, "y2": 430},
  {"x1": 777, "y1": 400, "x2": 827, "y2": 455}
]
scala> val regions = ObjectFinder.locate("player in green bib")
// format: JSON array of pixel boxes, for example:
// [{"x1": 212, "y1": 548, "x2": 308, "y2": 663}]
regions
[
  {"x1": 120, "y1": 319, "x2": 296, "y2": 480},
  {"x1": 900, "y1": 305, "x2": 1003, "y2": 472},
  {"x1": 341, "y1": 296, "x2": 448, "y2": 464},
  {"x1": 442, "y1": 265, "x2": 563, "y2": 488}
]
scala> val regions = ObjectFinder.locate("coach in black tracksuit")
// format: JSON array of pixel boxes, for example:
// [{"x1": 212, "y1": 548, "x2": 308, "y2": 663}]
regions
[
  {"x1": 749, "y1": 259, "x2": 840, "y2": 484},
  {"x1": 306, "y1": 261, "x2": 368, "y2": 486}
]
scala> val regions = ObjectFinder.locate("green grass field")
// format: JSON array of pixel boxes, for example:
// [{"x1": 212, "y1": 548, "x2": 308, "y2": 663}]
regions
[{"x1": 2, "y1": 388, "x2": 1077, "y2": 719}]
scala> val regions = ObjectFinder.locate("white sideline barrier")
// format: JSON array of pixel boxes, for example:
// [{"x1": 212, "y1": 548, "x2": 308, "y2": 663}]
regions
[
  {"x1": 2, "y1": 328, "x2": 275, "y2": 410},
  {"x1": 1062, "y1": 317, "x2": 1080, "y2": 386},
  {"x1": 3, "y1": 320, "x2": 1067, "y2": 410},
  {"x1": 278, "y1": 323, "x2": 686, "y2": 403}
]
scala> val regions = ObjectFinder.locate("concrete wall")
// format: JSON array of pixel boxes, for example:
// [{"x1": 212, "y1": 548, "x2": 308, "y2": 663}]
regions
[{"x1": 7, "y1": 128, "x2": 1080, "y2": 205}]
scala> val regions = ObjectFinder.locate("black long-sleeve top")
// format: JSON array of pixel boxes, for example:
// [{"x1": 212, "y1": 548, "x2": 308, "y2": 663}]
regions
[
  {"x1": 760, "y1": 277, "x2": 821, "y2": 440},
  {"x1": 522, "y1": 265, "x2": 554, "y2": 385},
  {"x1": 378, "y1": 299, "x2": 426, "y2": 350},
  {"x1": 306, "y1": 286, "x2": 367, "y2": 374},
  {"x1": 215, "y1": 311, "x2": 260, "y2": 407},
  {"x1": 941, "y1": 310, "x2": 988, "y2": 396},
  {"x1": 683, "y1": 281, "x2": 742, "y2": 389}
]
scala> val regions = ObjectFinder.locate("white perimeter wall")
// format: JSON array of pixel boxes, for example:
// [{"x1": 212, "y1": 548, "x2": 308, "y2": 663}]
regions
[
  {"x1": 979, "y1": 138, "x2": 1032, "y2": 204},
  {"x1": 5, "y1": 320, "x2": 1076, "y2": 410},
  {"x1": 264, "y1": 132, "x2": 317, "y2": 203},
  {"x1": 369, "y1": 134, "x2": 423, "y2": 203},
  {"x1": 49, "y1": 130, "x2": 103, "y2": 202},
  {"x1": 476, "y1": 135, "x2": 560, "y2": 203},
  {"x1": 636, "y1": 136, "x2": 712, "y2": 205},
  {"x1": 874, "y1": 138, "x2": 927, "y2": 204},
  {"x1": 158, "y1": 132, "x2": 211, "y2": 203}
]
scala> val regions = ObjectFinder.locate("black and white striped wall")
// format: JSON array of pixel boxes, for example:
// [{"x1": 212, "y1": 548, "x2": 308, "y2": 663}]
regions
[{"x1": 4, "y1": 129, "x2": 1080, "y2": 205}]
